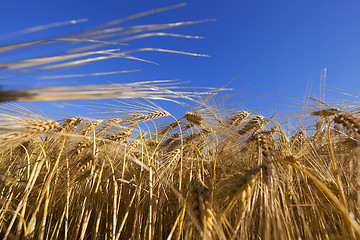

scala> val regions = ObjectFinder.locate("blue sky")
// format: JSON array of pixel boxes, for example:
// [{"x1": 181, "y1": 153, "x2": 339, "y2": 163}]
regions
[{"x1": 1, "y1": 1, "x2": 360, "y2": 119}]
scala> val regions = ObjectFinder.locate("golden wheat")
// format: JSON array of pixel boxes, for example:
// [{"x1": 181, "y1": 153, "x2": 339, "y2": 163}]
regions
[{"x1": 0, "y1": 4, "x2": 359, "y2": 240}]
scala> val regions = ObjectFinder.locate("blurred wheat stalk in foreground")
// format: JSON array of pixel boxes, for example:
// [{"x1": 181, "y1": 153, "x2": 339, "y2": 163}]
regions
[
  {"x1": 0, "y1": 3, "x2": 214, "y2": 104},
  {"x1": 0, "y1": 3, "x2": 360, "y2": 240}
]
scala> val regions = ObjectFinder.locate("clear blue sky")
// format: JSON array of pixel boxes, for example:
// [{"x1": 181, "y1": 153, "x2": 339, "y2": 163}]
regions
[{"x1": 1, "y1": 1, "x2": 360, "y2": 119}]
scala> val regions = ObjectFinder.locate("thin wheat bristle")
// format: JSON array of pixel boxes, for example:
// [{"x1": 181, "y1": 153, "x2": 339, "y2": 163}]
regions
[{"x1": 185, "y1": 111, "x2": 203, "y2": 126}]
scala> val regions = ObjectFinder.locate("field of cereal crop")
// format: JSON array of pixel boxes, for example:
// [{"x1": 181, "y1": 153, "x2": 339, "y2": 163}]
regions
[{"x1": 0, "y1": 4, "x2": 359, "y2": 239}]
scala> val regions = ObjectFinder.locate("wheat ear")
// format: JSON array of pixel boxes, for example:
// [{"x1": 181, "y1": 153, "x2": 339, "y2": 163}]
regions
[
  {"x1": 334, "y1": 113, "x2": 360, "y2": 139},
  {"x1": 216, "y1": 164, "x2": 266, "y2": 214},
  {"x1": 238, "y1": 115, "x2": 264, "y2": 135},
  {"x1": 189, "y1": 174, "x2": 216, "y2": 240},
  {"x1": 185, "y1": 111, "x2": 204, "y2": 126},
  {"x1": 0, "y1": 119, "x2": 60, "y2": 148},
  {"x1": 227, "y1": 111, "x2": 249, "y2": 127},
  {"x1": 311, "y1": 108, "x2": 341, "y2": 117}
]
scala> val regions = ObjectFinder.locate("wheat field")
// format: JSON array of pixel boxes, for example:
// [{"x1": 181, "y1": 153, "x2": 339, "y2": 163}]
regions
[{"x1": 0, "y1": 4, "x2": 359, "y2": 240}]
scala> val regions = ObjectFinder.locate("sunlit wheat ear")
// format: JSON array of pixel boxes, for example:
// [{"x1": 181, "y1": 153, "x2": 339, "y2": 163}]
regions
[
  {"x1": 0, "y1": 131, "x2": 34, "y2": 148},
  {"x1": 105, "y1": 126, "x2": 132, "y2": 142},
  {"x1": 227, "y1": 111, "x2": 250, "y2": 127},
  {"x1": 0, "y1": 81, "x2": 218, "y2": 105},
  {"x1": 189, "y1": 174, "x2": 216, "y2": 240},
  {"x1": 311, "y1": 119, "x2": 328, "y2": 142},
  {"x1": 315, "y1": 119, "x2": 324, "y2": 131},
  {"x1": 126, "y1": 138, "x2": 142, "y2": 153},
  {"x1": 184, "y1": 127, "x2": 214, "y2": 143},
  {"x1": 215, "y1": 164, "x2": 265, "y2": 214},
  {"x1": 139, "y1": 110, "x2": 170, "y2": 121},
  {"x1": 160, "y1": 131, "x2": 181, "y2": 148},
  {"x1": 74, "y1": 140, "x2": 92, "y2": 155},
  {"x1": 311, "y1": 108, "x2": 341, "y2": 117},
  {"x1": 157, "y1": 148, "x2": 181, "y2": 180},
  {"x1": 237, "y1": 115, "x2": 265, "y2": 135},
  {"x1": 21, "y1": 119, "x2": 60, "y2": 132},
  {"x1": 0, "y1": 118, "x2": 60, "y2": 148},
  {"x1": 10, "y1": 118, "x2": 59, "y2": 134},
  {"x1": 334, "y1": 113, "x2": 360, "y2": 139},
  {"x1": 185, "y1": 111, "x2": 204, "y2": 126},
  {"x1": 60, "y1": 117, "x2": 82, "y2": 132},
  {"x1": 78, "y1": 119, "x2": 103, "y2": 135},
  {"x1": 120, "y1": 110, "x2": 169, "y2": 126},
  {"x1": 290, "y1": 130, "x2": 307, "y2": 150},
  {"x1": 95, "y1": 119, "x2": 122, "y2": 137},
  {"x1": 162, "y1": 147, "x2": 181, "y2": 165},
  {"x1": 73, "y1": 154, "x2": 94, "y2": 182},
  {"x1": 250, "y1": 129, "x2": 276, "y2": 161}
]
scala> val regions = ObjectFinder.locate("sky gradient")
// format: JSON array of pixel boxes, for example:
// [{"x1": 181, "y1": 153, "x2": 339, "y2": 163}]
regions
[{"x1": 1, "y1": 1, "x2": 360, "y2": 119}]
